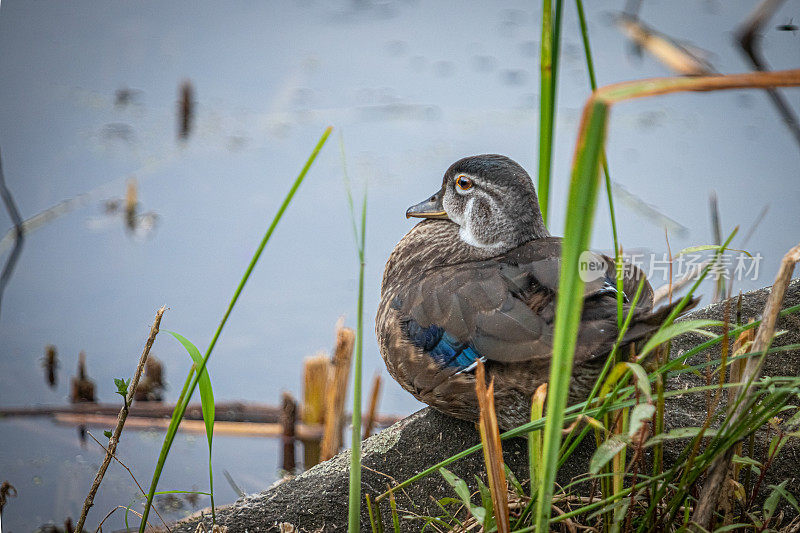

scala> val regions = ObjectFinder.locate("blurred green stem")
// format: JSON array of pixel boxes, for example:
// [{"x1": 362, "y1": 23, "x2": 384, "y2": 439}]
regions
[{"x1": 537, "y1": 0, "x2": 564, "y2": 225}]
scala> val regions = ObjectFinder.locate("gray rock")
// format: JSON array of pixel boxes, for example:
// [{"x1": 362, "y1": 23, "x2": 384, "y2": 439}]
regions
[{"x1": 177, "y1": 279, "x2": 800, "y2": 532}]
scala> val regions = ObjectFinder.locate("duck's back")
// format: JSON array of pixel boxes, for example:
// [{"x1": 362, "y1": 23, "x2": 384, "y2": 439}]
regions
[{"x1": 377, "y1": 219, "x2": 658, "y2": 428}]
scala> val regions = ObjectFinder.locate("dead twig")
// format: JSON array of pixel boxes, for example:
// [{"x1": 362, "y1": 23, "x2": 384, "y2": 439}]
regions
[
  {"x1": 0, "y1": 146, "x2": 24, "y2": 320},
  {"x1": 615, "y1": 13, "x2": 714, "y2": 76},
  {"x1": 85, "y1": 431, "x2": 170, "y2": 530},
  {"x1": 736, "y1": 0, "x2": 800, "y2": 150},
  {"x1": 75, "y1": 305, "x2": 167, "y2": 532},
  {"x1": 690, "y1": 242, "x2": 800, "y2": 529},
  {"x1": 95, "y1": 505, "x2": 149, "y2": 533}
]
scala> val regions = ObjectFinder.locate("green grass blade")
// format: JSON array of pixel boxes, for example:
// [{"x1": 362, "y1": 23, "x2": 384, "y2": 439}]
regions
[
  {"x1": 342, "y1": 133, "x2": 368, "y2": 533},
  {"x1": 389, "y1": 491, "x2": 400, "y2": 533},
  {"x1": 165, "y1": 330, "x2": 215, "y2": 522},
  {"x1": 638, "y1": 319, "x2": 722, "y2": 359},
  {"x1": 537, "y1": 0, "x2": 564, "y2": 224},
  {"x1": 138, "y1": 126, "x2": 332, "y2": 531},
  {"x1": 534, "y1": 100, "x2": 608, "y2": 533},
  {"x1": 575, "y1": 0, "x2": 624, "y2": 328}
]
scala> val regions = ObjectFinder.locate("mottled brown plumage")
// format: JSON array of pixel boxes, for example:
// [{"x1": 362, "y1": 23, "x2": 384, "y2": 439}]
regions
[{"x1": 377, "y1": 155, "x2": 686, "y2": 429}]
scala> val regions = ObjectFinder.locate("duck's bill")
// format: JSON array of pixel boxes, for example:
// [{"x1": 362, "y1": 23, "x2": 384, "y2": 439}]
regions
[{"x1": 406, "y1": 189, "x2": 449, "y2": 220}]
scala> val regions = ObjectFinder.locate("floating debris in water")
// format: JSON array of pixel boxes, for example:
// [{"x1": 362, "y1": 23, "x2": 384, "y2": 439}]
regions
[
  {"x1": 134, "y1": 355, "x2": 165, "y2": 402},
  {"x1": 70, "y1": 352, "x2": 95, "y2": 403},
  {"x1": 125, "y1": 178, "x2": 138, "y2": 232},
  {"x1": 178, "y1": 80, "x2": 195, "y2": 141},
  {"x1": 95, "y1": 178, "x2": 159, "y2": 239},
  {"x1": 0, "y1": 480, "x2": 17, "y2": 514},
  {"x1": 42, "y1": 345, "x2": 58, "y2": 388},
  {"x1": 114, "y1": 86, "x2": 143, "y2": 108},
  {"x1": 776, "y1": 18, "x2": 798, "y2": 34}
]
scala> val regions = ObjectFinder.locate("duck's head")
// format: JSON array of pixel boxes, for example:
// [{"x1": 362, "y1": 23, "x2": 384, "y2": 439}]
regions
[{"x1": 406, "y1": 154, "x2": 549, "y2": 253}]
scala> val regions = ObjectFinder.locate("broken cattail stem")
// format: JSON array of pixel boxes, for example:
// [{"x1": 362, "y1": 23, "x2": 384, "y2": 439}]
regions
[
  {"x1": 320, "y1": 325, "x2": 355, "y2": 461},
  {"x1": 730, "y1": 326, "x2": 754, "y2": 483},
  {"x1": 44, "y1": 344, "x2": 58, "y2": 388},
  {"x1": 475, "y1": 361, "x2": 510, "y2": 533},
  {"x1": 70, "y1": 352, "x2": 96, "y2": 403},
  {"x1": 362, "y1": 373, "x2": 382, "y2": 439},
  {"x1": 302, "y1": 352, "x2": 329, "y2": 468},
  {"x1": 178, "y1": 80, "x2": 195, "y2": 141},
  {"x1": 281, "y1": 392, "x2": 297, "y2": 473},
  {"x1": 125, "y1": 178, "x2": 138, "y2": 232}
]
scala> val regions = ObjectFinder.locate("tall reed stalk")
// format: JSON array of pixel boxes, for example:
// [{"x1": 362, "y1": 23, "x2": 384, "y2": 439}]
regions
[
  {"x1": 537, "y1": 0, "x2": 564, "y2": 225},
  {"x1": 341, "y1": 134, "x2": 368, "y2": 532}
]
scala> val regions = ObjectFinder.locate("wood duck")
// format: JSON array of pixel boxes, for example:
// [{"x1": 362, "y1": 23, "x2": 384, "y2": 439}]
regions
[{"x1": 377, "y1": 154, "x2": 687, "y2": 430}]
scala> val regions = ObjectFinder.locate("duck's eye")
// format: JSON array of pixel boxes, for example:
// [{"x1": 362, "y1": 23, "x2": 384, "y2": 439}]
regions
[{"x1": 456, "y1": 175, "x2": 473, "y2": 191}]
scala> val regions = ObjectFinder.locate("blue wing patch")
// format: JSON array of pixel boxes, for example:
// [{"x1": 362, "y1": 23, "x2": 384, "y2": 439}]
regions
[{"x1": 403, "y1": 319, "x2": 484, "y2": 371}]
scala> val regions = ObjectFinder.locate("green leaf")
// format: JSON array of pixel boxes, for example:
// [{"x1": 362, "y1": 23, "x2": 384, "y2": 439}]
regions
[
  {"x1": 628, "y1": 404, "x2": 655, "y2": 440},
  {"x1": 768, "y1": 434, "x2": 788, "y2": 459},
  {"x1": 590, "y1": 435, "x2": 628, "y2": 474},
  {"x1": 624, "y1": 362, "x2": 652, "y2": 402},
  {"x1": 166, "y1": 331, "x2": 214, "y2": 450},
  {"x1": 610, "y1": 497, "x2": 630, "y2": 533},
  {"x1": 746, "y1": 511, "x2": 763, "y2": 529},
  {"x1": 437, "y1": 497, "x2": 462, "y2": 507},
  {"x1": 732, "y1": 455, "x2": 763, "y2": 468},
  {"x1": 766, "y1": 480, "x2": 800, "y2": 515},
  {"x1": 114, "y1": 377, "x2": 130, "y2": 398},
  {"x1": 440, "y1": 468, "x2": 471, "y2": 506},
  {"x1": 644, "y1": 427, "x2": 717, "y2": 447},
  {"x1": 165, "y1": 330, "x2": 216, "y2": 526},
  {"x1": 103, "y1": 430, "x2": 112, "y2": 439},
  {"x1": 763, "y1": 479, "x2": 789, "y2": 522},
  {"x1": 504, "y1": 464, "x2": 524, "y2": 497},
  {"x1": 640, "y1": 319, "x2": 723, "y2": 359},
  {"x1": 783, "y1": 409, "x2": 800, "y2": 429},
  {"x1": 475, "y1": 476, "x2": 494, "y2": 528}
]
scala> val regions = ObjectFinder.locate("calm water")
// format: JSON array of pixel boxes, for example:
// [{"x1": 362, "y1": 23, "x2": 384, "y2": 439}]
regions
[{"x1": 1, "y1": 0, "x2": 798, "y2": 529}]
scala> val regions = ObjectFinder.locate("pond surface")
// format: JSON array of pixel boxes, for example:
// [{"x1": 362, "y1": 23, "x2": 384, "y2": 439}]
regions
[{"x1": 0, "y1": 0, "x2": 798, "y2": 529}]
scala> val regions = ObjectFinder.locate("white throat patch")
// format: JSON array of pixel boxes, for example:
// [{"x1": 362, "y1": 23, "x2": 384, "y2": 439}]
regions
[{"x1": 457, "y1": 197, "x2": 507, "y2": 252}]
